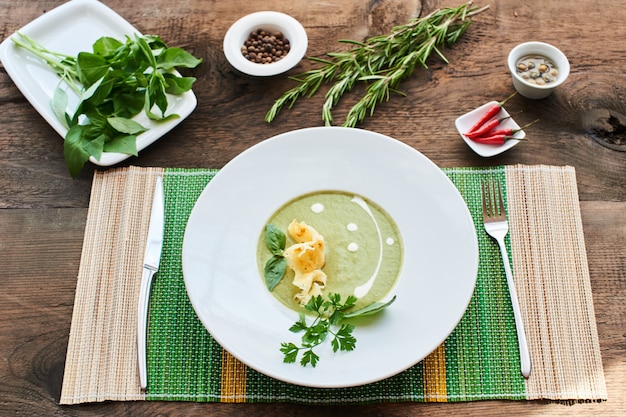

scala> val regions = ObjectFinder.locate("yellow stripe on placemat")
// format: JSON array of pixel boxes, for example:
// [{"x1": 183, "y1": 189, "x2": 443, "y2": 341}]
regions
[
  {"x1": 423, "y1": 345, "x2": 448, "y2": 402},
  {"x1": 220, "y1": 350, "x2": 248, "y2": 403}
]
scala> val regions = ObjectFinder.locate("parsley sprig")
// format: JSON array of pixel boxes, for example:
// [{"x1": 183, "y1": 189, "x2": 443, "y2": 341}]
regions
[
  {"x1": 281, "y1": 293, "x2": 396, "y2": 367},
  {"x1": 281, "y1": 293, "x2": 357, "y2": 367}
]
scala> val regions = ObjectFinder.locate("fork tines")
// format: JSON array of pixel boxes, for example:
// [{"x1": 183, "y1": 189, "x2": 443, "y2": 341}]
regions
[{"x1": 481, "y1": 179, "x2": 506, "y2": 221}]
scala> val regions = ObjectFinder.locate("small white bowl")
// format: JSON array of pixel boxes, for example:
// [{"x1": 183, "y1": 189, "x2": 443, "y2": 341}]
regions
[
  {"x1": 455, "y1": 101, "x2": 526, "y2": 157},
  {"x1": 507, "y1": 41, "x2": 569, "y2": 99},
  {"x1": 223, "y1": 11, "x2": 307, "y2": 77}
]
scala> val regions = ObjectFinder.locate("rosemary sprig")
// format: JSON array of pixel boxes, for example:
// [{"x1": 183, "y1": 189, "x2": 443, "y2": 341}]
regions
[{"x1": 265, "y1": 1, "x2": 489, "y2": 127}]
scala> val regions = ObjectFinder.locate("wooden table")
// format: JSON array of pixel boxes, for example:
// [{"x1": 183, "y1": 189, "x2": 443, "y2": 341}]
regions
[{"x1": 1, "y1": 0, "x2": 624, "y2": 415}]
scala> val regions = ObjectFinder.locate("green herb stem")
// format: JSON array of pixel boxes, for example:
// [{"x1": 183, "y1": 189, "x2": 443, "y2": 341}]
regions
[
  {"x1": 11, "y1": 33, "x2": 81, "y2": 93},
  {"x1": 266, "y1": 1, "x2": 489, "y2": 127}
]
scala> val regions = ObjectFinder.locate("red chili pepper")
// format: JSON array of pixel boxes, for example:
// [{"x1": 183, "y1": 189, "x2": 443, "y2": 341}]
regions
[
  {"x1": 465, "y1": 91, "x2": 517, "y2": 134},
  {"x1": 471, "y1": 134, "x2": 511, "y2": 145},
  {"x1": 477, "y1": 128, "x2": 517, "y2": 138},
  {"x1": 465, "y1": 116, "x2": 510, "y2": 139},
  {"x1": 470, "y1": 119, "x2": 540, "y2": 141}
]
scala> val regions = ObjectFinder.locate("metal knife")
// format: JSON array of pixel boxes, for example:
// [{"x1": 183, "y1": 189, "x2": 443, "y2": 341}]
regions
[{"x1": 137, "y1": 176, "x2": 165, "y2": 391}]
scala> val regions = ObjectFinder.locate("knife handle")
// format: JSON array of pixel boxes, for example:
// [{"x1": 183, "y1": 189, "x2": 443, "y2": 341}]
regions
[{"x1": 137, "y1": 266, "x2": 157, "y2": 391}]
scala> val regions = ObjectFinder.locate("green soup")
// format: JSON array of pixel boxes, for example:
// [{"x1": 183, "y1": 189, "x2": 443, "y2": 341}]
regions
[{"x1": 257, "y1": 191, "x2": 403, "y2": 313}]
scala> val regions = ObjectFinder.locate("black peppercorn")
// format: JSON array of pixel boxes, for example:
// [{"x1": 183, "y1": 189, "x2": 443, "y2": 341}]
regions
[{"x1": 241, "y1": 29, "x2": 290, "y2": 64}]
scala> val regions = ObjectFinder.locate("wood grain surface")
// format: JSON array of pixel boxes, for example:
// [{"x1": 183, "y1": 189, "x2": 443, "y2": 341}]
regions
[{"x1": 1, "y1": 0, "x2": 624, "y2": 415}]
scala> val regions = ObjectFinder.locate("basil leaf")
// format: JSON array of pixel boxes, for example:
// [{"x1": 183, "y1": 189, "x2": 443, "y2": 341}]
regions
[
  {"x1": 163, "y1": 73, "x2": 196, "y2": 94},
  {"x1": 103, "y1": 134, "x2": 138, "y2": 156},
  {"x1": 143, "y1": 35, "x2": 168, "y2": 50},
  {"x1": 83, "y1": 133, "x2": 106, "y2": 162},
  {"x1": 76, "y1": 52, "x2": 109, "y2": 86},
  {"x1": 79, "y1": 76, "x2": 105, "y2": 105},
  {"x1": 135, "y1": 34, "x2": 157, "y2": 68},
  {"x1": 343, "y1": 295, "x2": 396, "y2": 319},
  {"x1": 113, "y1": 90, "x2": 145, "y2": 118},
  {"x1": 265, "y1": 224, "x2": 286, "y2": 255},
  {"x1": 81, "y1": 109, "x2": 107, "y2": 132},
  {"x1": 51, "y1": 86, "x2": 69, "y2": 129},
  {"x1": 157, "y1": 47, "x2": 203, "y2": 70},
  {"x1": 92, "y1": 36, "x2": 124, "y2": 56},
  {"x1": 152, "y1": 74, "x2": 169, "y2": 115},
  {"x1": 85, "y1": 77, "x2": 114, "y2": 106},
  {"x1": 143, "y1": 74, "x2": 169, "y2": 119},
  {"x1": 264, "y1": 255, "x2": 287, "y2": 291},
  {"x1": 63, "y1": 125, "x2": 92, "y2": 178},
  {"x1": 107, "y1": 117, "x2": 147, "y2": 135}
]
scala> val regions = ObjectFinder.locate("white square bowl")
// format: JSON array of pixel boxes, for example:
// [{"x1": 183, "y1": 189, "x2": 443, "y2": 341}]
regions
[{"x1": 454, "y1": 101, "x2": 525, "y2": 157}]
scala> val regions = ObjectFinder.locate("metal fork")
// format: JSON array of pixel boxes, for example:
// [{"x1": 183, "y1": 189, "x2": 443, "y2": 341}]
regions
[{"x1": 482, "y1": 179, "x2": 532, "y2": 378}]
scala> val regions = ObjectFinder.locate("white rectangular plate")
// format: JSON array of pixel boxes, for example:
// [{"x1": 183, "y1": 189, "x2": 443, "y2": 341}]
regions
[{"x1": 0, "y1": 0, "x2": 197, "y2": 166}]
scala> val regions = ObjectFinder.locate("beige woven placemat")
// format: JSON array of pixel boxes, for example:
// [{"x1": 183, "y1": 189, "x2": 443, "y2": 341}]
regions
[
  {"x1": 505, "y1": 165, "x2": 606, "y2": 400},
  {"x1": 59, "y1": 164, "x2": 607, "y2": 404},
  {"x1": 62, "y1": 167, "x2": 164, "y2": 402}
]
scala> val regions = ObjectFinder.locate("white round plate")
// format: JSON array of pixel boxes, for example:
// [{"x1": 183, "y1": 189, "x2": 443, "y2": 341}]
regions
[{"x1": 182, "y1": 127, "x2": 478, "y2": 388}]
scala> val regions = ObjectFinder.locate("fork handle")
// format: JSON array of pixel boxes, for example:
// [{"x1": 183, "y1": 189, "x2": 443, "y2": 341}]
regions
[{"x1": 496, "y1": 238, "x2": 532, "y2": 378}]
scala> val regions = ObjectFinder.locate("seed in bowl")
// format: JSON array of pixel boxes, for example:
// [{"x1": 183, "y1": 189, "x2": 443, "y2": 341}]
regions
[
  {"x1": 516, "y1": 54, "x2": 559, "y2": 85},
  {"x1": 241, "y1": 29, "x2": 291, "y2": 64}
]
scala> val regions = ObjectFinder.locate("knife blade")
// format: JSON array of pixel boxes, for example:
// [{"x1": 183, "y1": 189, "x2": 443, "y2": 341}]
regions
[{"x1": 137, "y1": 176, "x2": 164, "y2": 391}]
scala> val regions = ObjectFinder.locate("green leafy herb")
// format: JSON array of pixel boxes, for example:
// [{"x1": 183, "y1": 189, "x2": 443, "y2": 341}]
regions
[
  {"x1": 263, "y1": 224, "x2": 287, "y2": 290},
  {"x1": 264, "y1": 255, "x2": 287, "y2": 291},
  {"x1": 265, "y1": 2, "x2": 489, "y2": 127},
  {"x1": 265, "y1": 224, "x2": 286, "y2": 255},
  {"x1": 343, "y1": 295, "x2": 396, "y2": 318},
  {"x1": 11, "y1": 32, "x2": 202, "y2": 177},
  {"x1": 280, "y1": 293, "x2": 395, "y2": 367}
]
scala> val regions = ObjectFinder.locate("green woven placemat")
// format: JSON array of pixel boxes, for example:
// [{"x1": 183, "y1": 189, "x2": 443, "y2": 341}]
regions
[
  {"x1": 60, "y1": 164, "x2": 606, "y2": 405},
  {"x1": 145, "y1": 166, "x2": 524, "y2": 403}
]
